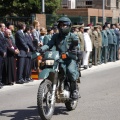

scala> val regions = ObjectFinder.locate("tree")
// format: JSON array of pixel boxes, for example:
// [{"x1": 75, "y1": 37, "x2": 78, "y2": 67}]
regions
[
  {"x1": 40, "y1": 0, "x2": 61, "y2": 14},
  {"x1": 0, "y1": 0, "x2": 61, "y2": 17}
]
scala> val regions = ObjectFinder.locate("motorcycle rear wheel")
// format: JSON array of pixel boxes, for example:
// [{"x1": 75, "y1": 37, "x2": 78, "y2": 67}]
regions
[{"x1": 37, "y1": 79, "x2": 55, "y2": 120}]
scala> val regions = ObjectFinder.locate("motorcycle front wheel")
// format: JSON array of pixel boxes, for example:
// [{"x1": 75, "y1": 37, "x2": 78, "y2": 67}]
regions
[
  {"x1": 65, "y1": 99, "x2": 78, "y2": 111},
  {"x1": 65, "y1": 84, "x2": 79, "y2": 111},
  {"x1": 37, "y1": 79, "x2": 55, "y2": 120}
]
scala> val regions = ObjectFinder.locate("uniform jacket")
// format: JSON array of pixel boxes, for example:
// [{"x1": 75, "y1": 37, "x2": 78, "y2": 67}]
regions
[
  {"x1": 92, "y1": 30, "x2": 99, "y2": 48},
  {"x1": 43, "y1": 34, "x2": 52, "y2": 45},
  {"x1": 15, "y1": 30, "x2": 28, "y2": 57},
  {"x1": 77, "y1": 32, "x2": 84, "y2": 51},
  {"x1": 101, "y1": 30, "x2": 108, "y2": 47},
  {"x1": 41, "y1": 32, "x2": 79, "y2": 54},
  {"x1": 88, "y1": 29, "x2": 94, "y2": 49},
  {"x1": 106, "y1": 29, "x2": 114, "y2": 44},
  {"x1": 114, "y1": 28, "x2": 120, "y2": 44},
  {"x1": 110, "y1": 29, "x2": 117, "y2": 45},
  {"x1": 83, "y1": 32, "x2": 92, "y2": 52},
  {"x1": 98, "y1": 30, "x2": 102, "y2": 47}
]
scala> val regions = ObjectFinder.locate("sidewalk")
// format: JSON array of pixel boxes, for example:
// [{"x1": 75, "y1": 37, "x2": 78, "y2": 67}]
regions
[
  {"x1": 1, "y1": 60, "x2": 120, "y2": 92},
  {"x1": 81, "y1": 60, "x2": 120, "y2": 76}
]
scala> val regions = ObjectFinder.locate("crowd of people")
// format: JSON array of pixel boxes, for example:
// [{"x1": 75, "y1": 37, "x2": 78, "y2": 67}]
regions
[
  {"x1": 72, "y1": 22, "x2": 120, "y2": 69},
  {"x1": 0, "y1": 19, "x2": 120, "y2": 89},
  {"x1": 0, "y1": 20, "x2": 59, "y2": 89}
]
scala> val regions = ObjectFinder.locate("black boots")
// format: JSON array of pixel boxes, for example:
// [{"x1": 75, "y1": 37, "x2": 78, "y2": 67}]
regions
[
  {"x1": 71, "y1": 81, "x2": 79, "y2": 100},
  {"x1": 0, "y1": 82, "x2": 4, "y2": 89}
]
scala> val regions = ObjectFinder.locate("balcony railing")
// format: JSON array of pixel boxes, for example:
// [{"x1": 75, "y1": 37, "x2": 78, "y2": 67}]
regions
[{"x1": 76, "y1": 1, "x2": 93, "y2": 8}]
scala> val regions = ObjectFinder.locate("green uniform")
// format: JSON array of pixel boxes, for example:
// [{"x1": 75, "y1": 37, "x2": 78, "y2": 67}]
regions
[
  {"x1": 41, "y1": 32, "x2": 79, "y2": 81},
  {"x1": 88, "y1": 29, "x2": 94, "y2": 64},
  {"x1": 97, "y1": 30, "x2": 102, "y2": 64},
  {"x1": 101, "y1": 30, "x2": 108, "y2": 63},
  {"x1": 106, "y1": 29, "x2": 114, "y2": 62},
  {"x1": 110, "y1": 29, "x2": 117, "y2": 61},
  {"x1": 92, "y1": 30, "x2": 99, "y2": 65},
  {"x1": 77, "y1": 32, "x2": 84, "y2": 51},
  {"x1": 43, "y1": 34, "x2": 55, "y2": 50}
]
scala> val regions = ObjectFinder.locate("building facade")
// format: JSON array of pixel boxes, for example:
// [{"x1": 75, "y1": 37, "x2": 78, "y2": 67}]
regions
[
  {"x1": 62, "y1": 0, "x2": 120, "y2": 9},
  {"x1": 59, "y1": 0, "x2": 120, "y2": 24}
]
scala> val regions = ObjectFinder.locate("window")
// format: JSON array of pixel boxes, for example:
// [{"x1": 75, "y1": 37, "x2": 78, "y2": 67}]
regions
[
  {"x1": 76, "y1": 0, "x2": 93, "y2": 8},
  {"x1": 86, "y1": 1, "x2": 92, "y2": 5},
  {"x1": 62, "y1": 0, "x2": 68, "y2": 5},
  {"x1": 62, "y1": 0, "x2": 68, "y2": 8}
]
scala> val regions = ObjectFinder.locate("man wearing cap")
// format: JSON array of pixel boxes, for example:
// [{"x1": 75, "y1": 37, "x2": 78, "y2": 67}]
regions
[
  {"x1": 110, "y1": 24, "x2": 117, "y2": 61},
  {"x1": 43, "y1": 27, "x2": 55, "y2": 51},
  {"x1": 82, "y1": 27, "x2": 92, "y2": 69},
  {"x1": 40, "y1": 16, "x2": 80, "y2": 99},
  {"x1": 96, "y1": 23, "x2": 103, "y2": 64},
  {"x1": 71, "y1": 25, "x2": 80, "y2": 34},
  {"x1": 77, "y1": 25, "x2": 84, "y2": 70},
  {"x1": 77, "y1": 25, "x2": 84, "y2": 52},
  {"x1": 52, "y1": 22, "x2": 59, "y2": 34},
  {"x1": 105, "y1": 22, "x2": 114, "y2": 62},
  {"x1": 101, "y1": 25, "x2": 108, "y2": 63},
  {"x1": 92, "y1": 26, "x2": 99, "y2": 65},
  {"x1": 114, "y1": 23, "x2": 120, "y2": 60},
  {"x1": 87, "y1": 24, "x2": 94, "y2": 66}
]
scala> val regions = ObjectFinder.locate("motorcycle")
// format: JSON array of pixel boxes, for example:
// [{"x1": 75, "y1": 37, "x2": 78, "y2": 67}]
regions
[{"x1": 36, "y1": 50, "x2": 80, "y2": 120}]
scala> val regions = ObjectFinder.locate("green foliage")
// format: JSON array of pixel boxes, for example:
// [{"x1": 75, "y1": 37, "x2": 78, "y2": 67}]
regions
[
  {"x1": 44, "y1": 0, "x2": 61, "y2": 14},
  {"x1": 0, "y1": 0, "x2": 61, "y2": 17}
]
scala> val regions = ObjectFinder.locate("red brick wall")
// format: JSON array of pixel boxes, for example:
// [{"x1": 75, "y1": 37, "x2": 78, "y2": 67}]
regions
[
  {"x1": 35, "y1": 14, "x2": 46, "y2": 28},
  {"x1": 57, "y1": 8, "x2": 113, "y2": 17}
]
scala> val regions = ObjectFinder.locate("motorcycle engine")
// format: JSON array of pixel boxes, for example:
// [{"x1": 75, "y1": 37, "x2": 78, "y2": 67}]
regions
[{"x1": 62, "y1": 90, "x2": 70, "y2": 99}]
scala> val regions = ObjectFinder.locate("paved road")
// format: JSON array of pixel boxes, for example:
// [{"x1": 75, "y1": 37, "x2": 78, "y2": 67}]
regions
[{"x1": 0, "y1": 61, "x2": 120, "y2": 120}]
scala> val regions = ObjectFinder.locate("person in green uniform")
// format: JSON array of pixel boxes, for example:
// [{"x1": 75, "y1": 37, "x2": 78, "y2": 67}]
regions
[
  {"x1": 101, "y1": 25, "x2": 108, "y2": 63},
  {"x1": 40, "y1": 17, "x2": 80, "y2": 99},
  {"x1": 105, "y1": 22, "x2": 114, "y2": 62},
  {"x1": 110, "y1": 24, "x2": 117, "y2": 61}
]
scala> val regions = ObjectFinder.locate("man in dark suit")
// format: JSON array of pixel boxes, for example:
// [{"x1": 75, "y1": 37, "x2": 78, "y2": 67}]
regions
[
  {"x1": 24, "y1": 26, "x2": 36, "y2": 81},
  {"x1": 0, "y1": 23, "x2": 6, "y2": 88},
  {"x1": 15, "y1": 22, "x2": 29, "y2": 84}
]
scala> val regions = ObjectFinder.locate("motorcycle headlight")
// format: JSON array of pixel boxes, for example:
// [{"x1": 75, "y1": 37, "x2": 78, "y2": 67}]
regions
[{"x1": 45, "y1": 60, "x2": 54, "y2": 65}]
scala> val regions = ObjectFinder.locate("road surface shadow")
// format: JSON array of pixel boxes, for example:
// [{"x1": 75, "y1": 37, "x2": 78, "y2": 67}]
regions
[
  {"x1": 54, "y1": 106, "x2": 69, "y2": 115},
  {"x1": 0, "y1": 105, "x2": 69, "y2": 120},
  {"x1": 0, "y1": 106, "x2": 41, "y2": 120}
]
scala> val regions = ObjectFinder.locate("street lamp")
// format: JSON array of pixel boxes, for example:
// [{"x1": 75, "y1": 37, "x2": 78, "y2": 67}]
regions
[
  {"x1": 102, "y1": 0, "x2": 105, "y2": 24},
  {"x1": 42, "y1": 0, "x2": 45, "y2": 13}
]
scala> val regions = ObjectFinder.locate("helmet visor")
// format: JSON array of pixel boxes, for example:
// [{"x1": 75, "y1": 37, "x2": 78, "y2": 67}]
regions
[{"x1": 58, "y1": 21, "x2": 71, "y2": 28}]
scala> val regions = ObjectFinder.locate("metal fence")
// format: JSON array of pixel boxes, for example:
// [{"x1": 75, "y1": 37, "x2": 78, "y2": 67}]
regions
[
  {"x1": 46, "y1": 14, "x2": 120, "y2": 26},
  {"x1": 0, "y1": 15, "x2": 119, "y2": 28},
  {"x1": 0, "y1": 16, "x2": 33, "y2": 27},
  {"x1": 46, "y1": 14, "x2": 89, "y2": 26}
]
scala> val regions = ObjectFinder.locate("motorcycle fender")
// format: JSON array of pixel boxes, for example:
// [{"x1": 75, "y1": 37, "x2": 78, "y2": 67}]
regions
[{"x1": 39, "y1": 68, "x2": 55, "y2": 79}]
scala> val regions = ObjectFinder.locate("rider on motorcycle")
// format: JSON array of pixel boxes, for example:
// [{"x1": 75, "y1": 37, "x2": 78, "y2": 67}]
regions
[{"x1": 40, "y1": 16, "x2": 80, "y2": 99}]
